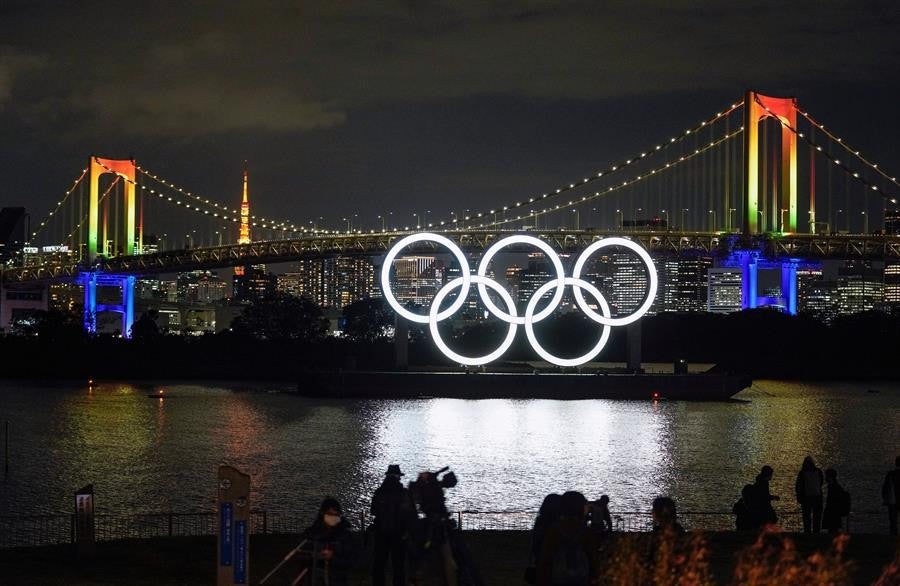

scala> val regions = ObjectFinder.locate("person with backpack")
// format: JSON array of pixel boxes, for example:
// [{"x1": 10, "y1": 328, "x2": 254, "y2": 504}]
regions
[
  {"x1": 536, "y1": 491, "x2": 601, "y2": 586},
  {"x1": 883, "y1": 455, "x2": 900, "y2": 535},
  {"x1": 370, "y1": 464, "x2": 416, "y2": 586},
  {"x1": 795, "y1": 456, "x2": 825, "y2": 533},
  {"x1": 823, "y1": 468, "x2": 851, "y2": 533},
  {"x1": 732, "y1": 484, "x2": 756, "y2": 531}
]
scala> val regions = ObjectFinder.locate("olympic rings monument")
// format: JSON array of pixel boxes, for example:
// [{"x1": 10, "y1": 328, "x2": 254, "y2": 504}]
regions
[
  {"x1": 306, "y1": 233, "x2": 749, "y2": 399},
  {"x1": 380, "y1": 233, "x2": 658, "y2": 368}
]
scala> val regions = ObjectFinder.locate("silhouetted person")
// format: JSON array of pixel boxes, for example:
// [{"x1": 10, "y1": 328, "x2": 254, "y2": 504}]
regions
[
  {"x1": 371, "y1": 465, "x2": 416, "y2": 586},
  {"x1": 588, "y1": 495, "x2": 612, "y2": 535},
  {"x1": 795, "y1": 456, "x2": 825, "y2": 533},
  {"x1": 823, "y1": 468, "x2": 850, "y2": 534},
  {"x1": 530, "y1": 493, "x2": 563, "y2": 570},
  {"x1": 883, "y1": 455, "x2": 900, "y2": 535},
  {"x1": 651, "y1": 496, "x2": 684, "y2": 534},
  {"x1": 732, "y1": 484, "x2": 755, "y2": 531},
  {"x1": 752, "y1": 465, "x2": 779, "y2": 527},
  {"x1": 536, "y1": 491, "x2": 601, "y2": 586},
  {"x1": 300, "y1": 497, "x2": 357, "y2": 586}
]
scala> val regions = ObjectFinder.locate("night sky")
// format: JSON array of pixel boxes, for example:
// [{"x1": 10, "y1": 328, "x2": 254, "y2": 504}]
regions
[{"x1": 2, "y1": 1, "x2": 899, "y2": 234}]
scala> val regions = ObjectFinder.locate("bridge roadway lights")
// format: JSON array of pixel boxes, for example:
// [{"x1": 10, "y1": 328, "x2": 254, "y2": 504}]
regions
[
  {"x1": 734, "y1": 251, "x2": 799, "y2": 315},
  {"x1": 79, "y1": 272, "x2": 136, "y2": 338}
]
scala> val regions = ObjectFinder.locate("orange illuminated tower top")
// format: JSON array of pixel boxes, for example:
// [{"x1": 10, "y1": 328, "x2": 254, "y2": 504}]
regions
[{"x1": 239, "y1": 161, "x2": 251, "y2": 245}]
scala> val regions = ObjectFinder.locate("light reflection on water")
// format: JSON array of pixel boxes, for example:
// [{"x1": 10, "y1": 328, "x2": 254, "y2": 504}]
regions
[{"x1": 0, "y1": 380, "x2": 897, "y2": 519}]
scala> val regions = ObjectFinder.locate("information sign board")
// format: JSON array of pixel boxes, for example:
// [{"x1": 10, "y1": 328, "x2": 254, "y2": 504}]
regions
[{"x1": 217, "y1": 466, "x2": 250, "y2": 586}]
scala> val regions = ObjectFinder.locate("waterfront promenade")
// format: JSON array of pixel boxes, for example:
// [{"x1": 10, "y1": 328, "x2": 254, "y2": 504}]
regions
[{"x1": 0, "y1": 531, "x2": 897, "y2": 585}]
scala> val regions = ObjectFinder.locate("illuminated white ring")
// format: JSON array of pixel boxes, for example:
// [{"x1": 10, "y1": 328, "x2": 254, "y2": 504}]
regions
[
  {"x1": 572, "y1": 237, "x2": 658, "y2": 326},
  {"x1": 429, "y1": 276, "x2": 518, "y2": 366},
  {"x1": 523, "y1": 277, "x2": 612, "y2": 367},
  {"x1": 380, "y1": 233, "x2": 471, "y2": 324},
  {"x1": 476, "y1": 235, "x2": 566, "y2": 325}
]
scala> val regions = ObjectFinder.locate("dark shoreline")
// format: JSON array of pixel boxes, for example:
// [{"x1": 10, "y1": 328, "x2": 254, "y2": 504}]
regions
[{"x1": 4, "y1": 306, "x2": 900, "y2": 383}]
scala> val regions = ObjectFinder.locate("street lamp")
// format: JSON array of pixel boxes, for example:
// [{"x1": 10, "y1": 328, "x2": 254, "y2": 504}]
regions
[
  {"x1": 660, "y1": 209, "x2": 669, "y2": 231},
  {"x1": 615, "y1": 209, "x2": 623, "y2": 230},
  {"x1": 571, "y1": 209, "x2": 580, "y2": 230},
  {"x1": 708, "y1": 209, "x2": 716, "y2": 232},
  {"x1": 836, "y1": 209, "x2": 844, "y2": 232},
  {"x1": 757, "y1": 210, "x2": 764, "y2": 232},
  {"x1": 861, "y1": 211, "x2": 868, "y2": 234},
  {"x1": 779, "y1": 208, "x2": 787, "y2": 232},
  {"x1": 681, "y1": 208, "x2": 689, "y2": 231},
  {"x1": 728, "y1": 208, "x2": 736, "y2": 232},
  {"x1": 413, "y1": 213, "x2": 421, "y2": 229}
]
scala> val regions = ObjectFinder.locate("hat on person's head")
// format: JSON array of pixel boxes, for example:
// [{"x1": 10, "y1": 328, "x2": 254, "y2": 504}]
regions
[
  {"x1": 320, "y1": 497, "x2": 342, "y2": 514},
  {"x1": 386, "y1": 464, "x2": 404, "y2": 476}
]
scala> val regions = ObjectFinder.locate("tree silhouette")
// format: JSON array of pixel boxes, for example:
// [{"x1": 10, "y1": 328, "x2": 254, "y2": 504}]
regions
[
  {"x1": 131, "y1": 309, "x2": 162, "y2": 343},
  {"x1": 342, "y1": 297, "x2": 393, "y2": 343},
  {"x1": 231, "y1": 293, "x2": 328, "y2": 341}
]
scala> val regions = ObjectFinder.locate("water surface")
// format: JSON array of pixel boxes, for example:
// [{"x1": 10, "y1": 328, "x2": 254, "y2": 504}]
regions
[{"x1": 0, "y1": 380, "x2": 896, "y2": 529}]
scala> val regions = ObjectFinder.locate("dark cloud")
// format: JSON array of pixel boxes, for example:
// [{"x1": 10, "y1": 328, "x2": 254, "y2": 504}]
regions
[
  {"x1": 0, "y1": 1, "x2": 898, "y2": 231},
  {"x1": 2, "y1": 1, "x2": 898, "y2": 138}
]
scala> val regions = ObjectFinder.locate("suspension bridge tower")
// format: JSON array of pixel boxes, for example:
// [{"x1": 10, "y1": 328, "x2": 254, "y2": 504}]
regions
[
  {"x1": 80, "y1": 156, "x2": 138, "y2": 338},
  {"x1": 737, "y1": 91, "x2": 802, "y2": 314}
]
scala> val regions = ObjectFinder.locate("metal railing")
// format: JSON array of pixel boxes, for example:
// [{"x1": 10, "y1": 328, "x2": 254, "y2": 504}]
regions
[{"x1": 0, "y1": 508, "x2": 888, "y2": 549}]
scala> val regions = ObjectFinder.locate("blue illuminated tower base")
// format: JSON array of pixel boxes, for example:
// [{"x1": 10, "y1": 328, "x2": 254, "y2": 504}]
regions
[
  {"x1": 729, "y1": 251, "x2": 807, "y2": 315},
  {"x1": 79, "y1": 272, "x2": 136, "y2": 338}
]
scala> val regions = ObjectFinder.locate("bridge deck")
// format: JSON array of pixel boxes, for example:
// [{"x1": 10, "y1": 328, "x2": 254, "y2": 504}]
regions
[{"x1": 3, "y1": 230, "x2": 899, "y2": 284}]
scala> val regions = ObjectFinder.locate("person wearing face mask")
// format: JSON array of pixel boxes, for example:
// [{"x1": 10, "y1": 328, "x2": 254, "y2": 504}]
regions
[{"x1": 299, "y1": 497, "x2": 358, "y2": 586}]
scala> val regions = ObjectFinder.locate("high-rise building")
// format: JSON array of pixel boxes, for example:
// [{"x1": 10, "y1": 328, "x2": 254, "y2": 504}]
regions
[
  {"x1": 660, "y1": 256, "x2": 711, "y2": 312},
  {"x1": 390, "y1": 256, "x2": 445, "y2": 307},
  {"x1": 280, "y1": 257, "x2": 375, "y2": 308},
  {"x1": 884, "y1": 262, "x2": 900, "y2": 308},
  {"x1": 0, "y1": 207, "x2": 28, "y2": 263},
  {"x1": 518, "y1": 253, "x2": 552, "y2": 309},
  {"x1": 801, "y1": 280, "x2": 839, "y2": 323},
  {"x1": 177, "y1": 270, "x2": 228, "y2": 304},
  {"x1": 276, "y1": 272, "x2": 305, "y2": 298},
  {"x1": 332, "y1": 257, "x2": 375, "y2": 308},
  {"x1": 608, "y1": 250, "x2": 650, "y2": 317},
  {"x1": 233, "y1": 266, "x2": 276, "y2": 303},
  {"x1": 505, "y1": 265, "x2": 523, "y2": 301},
  {"x1": 836, "y1": 262, "x2": 883, "y2": 314},
  {"x1": 707, "y1": 268, "x2": 743, "y2": 313}
]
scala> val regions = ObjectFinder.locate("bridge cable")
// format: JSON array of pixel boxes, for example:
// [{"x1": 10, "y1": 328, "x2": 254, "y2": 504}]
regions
[
  {"x1": 63, "y1": 176, "x2": 121, "y2": 248},
  {"x1": 135, "y1": 165, "x2": 330, "y2": 233},
  {"x1": 461, "y1": 126, "x2": 745, "y2": 231},
  {"x1": 753, "y1": 95, "x2": 898, "y2": 207},
  {"x1": 798, "y1": 110, "x2": 900, "y2": 192},
  {"x1": 29, "y1": 168, "x2": 88, "y2": 243},
  {"x1": 441, "y1": 100, "x2": 744, "y2": 231}
]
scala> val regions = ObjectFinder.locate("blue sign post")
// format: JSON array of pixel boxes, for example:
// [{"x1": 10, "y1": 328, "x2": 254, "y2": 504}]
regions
[{"x1": 217, "y1": 466, "x2": 250, "y2": 586}]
